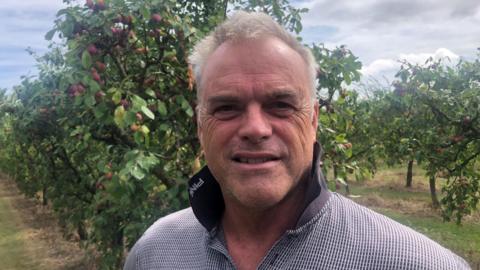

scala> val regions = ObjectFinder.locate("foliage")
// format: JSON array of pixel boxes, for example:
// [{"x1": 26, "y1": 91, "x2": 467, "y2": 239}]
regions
[
  {"x1": 0, "y1": 0, "x2": 311, "y2": 268},
  {"x1": 1, "y1": 0, "x2": 478, "y2": 267},
  {"x1": 364, "y1": 55, "x2": 480, "y2": 222},
  {"x1": 392, "y1": 56, "x2": 480, "y2": 223}
]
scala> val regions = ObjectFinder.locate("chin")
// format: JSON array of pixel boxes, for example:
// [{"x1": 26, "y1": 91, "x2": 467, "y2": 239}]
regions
[{"x1": 231, "y1": 184, "x2": 290, "y2": 210}]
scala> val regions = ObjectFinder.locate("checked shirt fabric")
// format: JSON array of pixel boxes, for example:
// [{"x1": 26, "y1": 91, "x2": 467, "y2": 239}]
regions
[{"x1": 124, "y1": 144, "x2": 470, "y2": 270}]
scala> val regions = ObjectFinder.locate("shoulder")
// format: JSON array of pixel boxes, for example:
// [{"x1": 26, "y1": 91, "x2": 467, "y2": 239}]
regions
[
  {"x1": 310, "y1": 193, "x2": 470, "y2": 269},
  {"x1": 124, "y1": 208, "x2": 208, "y2": 270}
]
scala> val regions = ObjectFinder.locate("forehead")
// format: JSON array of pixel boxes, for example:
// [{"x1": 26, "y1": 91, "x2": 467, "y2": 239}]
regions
[{"x1": 200, "y1": 37, "x2": 310, "y2": 101}]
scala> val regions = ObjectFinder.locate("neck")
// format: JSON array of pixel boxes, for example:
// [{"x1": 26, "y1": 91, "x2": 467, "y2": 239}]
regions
[
  {"x1": 222, "y1": 177, "x2": 309, "y2": 241},
  {"x1": 221, "y1": 181, "x2": 308, "y2": 270}
]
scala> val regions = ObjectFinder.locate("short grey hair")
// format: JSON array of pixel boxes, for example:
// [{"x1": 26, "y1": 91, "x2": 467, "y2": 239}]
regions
[{"x1": 189, "y1": 11, "x2": 318, "y2": 104}]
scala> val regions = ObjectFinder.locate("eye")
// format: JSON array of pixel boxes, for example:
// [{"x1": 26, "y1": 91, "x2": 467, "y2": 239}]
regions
[
  {"x1": 212, "y1": 104, "x2": 240, "y2": 120},
  {"x1": 266, "y1": 101, "x2": 295, "y2": 117},
  {"x1": 273, "y1": 102, "x2": 292, "y2": 109}
]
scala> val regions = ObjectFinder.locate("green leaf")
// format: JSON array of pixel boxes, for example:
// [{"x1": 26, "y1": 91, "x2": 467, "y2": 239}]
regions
[
  {"x1": 141, "y1": 106, "x2": 155, "y2": 120},
  {"x1": 112, "y1": 91, "x2": 122, "y2": 105},
  {"x1": 134, "y1": 131, "x2": 143, "y2": 144},
  {"x1": 139, "y1": 125, "x2": 150, "y2": 134},
  {"x1": 81, "y1": 50, "x2": 92, "y2": 69},
  {"x1": 158, "y1": 101, "x2": 167, "y2": 116},
  {"x1": 146, "y1": 89, "x2": 156, "y2": 98},
  {"x1": 131, "y1": 166, "x2": 145, "y2": 180},
  {"x1": 88, "y1": 80, "x2": 101, "y2": 92},
  {"x1": 45, "y1": 29, "x2": 56, "y2": 40},
  {"x1": 185, "y1": 107, "x2": 194, "y2": 117},
  {"x1": 85, "y1": 95, "x2": 96, "y2": 107},
  {"x1": 124, "y1": 111, "x2": 137, "y2": 125},
  {"x1": 140, "y1": 6, "x2": 151, "y2": 20},
  {"x1": 114, "y1": 106, "x2": 125, "y2": 128},
  {"x1": 131, "y1": 95, "x2": 147, "y2": 111},
  {"x1": 138, "y1": 155, "x2": 159, "y2": 170},
  {"x1": 94, "y1": 104, "x2": 107, "y2": 119}
]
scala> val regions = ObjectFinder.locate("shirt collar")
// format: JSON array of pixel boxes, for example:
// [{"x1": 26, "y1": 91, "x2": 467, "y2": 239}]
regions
[{"x1": 187, "y1": 142, "x2": 331, "y2": 232}]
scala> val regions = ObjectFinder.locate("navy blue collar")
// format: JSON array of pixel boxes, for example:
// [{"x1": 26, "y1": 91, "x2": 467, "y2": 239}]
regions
[{"x1": 188, "y1": 142, "x2": 331, "y2": 231}]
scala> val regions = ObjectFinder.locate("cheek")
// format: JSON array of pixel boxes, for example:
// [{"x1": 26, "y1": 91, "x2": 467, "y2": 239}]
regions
[
  {"x1": 199, "y1": 117, "x2": 234, "y2": 152},
  {"x1": 290, "y1": 112, "x2": 316, "y2": 142}
]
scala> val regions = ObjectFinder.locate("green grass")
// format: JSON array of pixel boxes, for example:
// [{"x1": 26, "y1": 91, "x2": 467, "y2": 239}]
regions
[
  {"x1": 338, "y1": 164, "x2": 480, "y2": 266},
  {"x1": 374, "y1": 207, "x2": 480, "y2": 265},
  {"x1": 0, "y1": 195, "x2": 39, "y2": 270}
]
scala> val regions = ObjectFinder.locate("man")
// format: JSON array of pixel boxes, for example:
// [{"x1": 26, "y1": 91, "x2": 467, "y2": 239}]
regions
[{"x1": 124, "y1": 11, "x2": 470, "y2": 269}]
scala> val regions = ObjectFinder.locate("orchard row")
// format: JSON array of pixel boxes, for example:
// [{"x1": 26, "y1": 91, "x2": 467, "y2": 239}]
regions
[{"x1": 0, "y1": 0, "x2": 478, "y2": 268}]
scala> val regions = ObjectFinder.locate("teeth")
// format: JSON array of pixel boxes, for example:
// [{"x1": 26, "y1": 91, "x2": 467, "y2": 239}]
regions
[{"x1": 238, "y1": 158, "x2": 272, "y2": 164}]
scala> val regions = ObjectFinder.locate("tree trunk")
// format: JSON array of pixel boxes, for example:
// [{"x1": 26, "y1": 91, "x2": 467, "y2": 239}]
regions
[
  {"x1": 42, "y1": 185, "x2": 48, "y2": 206},
  {"x1": 77, "y1": 221, "x2": 87, "y2": 241},
  {"x1": 429, "y1": 175, "x2": 440, "y2": 208},
  {"x1": 333, "y1": 165, "x2": 339, "y2": 191},
  {"x1": 406, "y1": 160, "x2": 413, "y2": 188},
  {"x1": 344, "y1": 177, "x2": 350, "y2": 196}
]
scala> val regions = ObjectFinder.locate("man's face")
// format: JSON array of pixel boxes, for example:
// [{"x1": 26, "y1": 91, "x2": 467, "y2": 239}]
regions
[{"x1": 197, "y1": 37, "x2": 318, "y2": 210}]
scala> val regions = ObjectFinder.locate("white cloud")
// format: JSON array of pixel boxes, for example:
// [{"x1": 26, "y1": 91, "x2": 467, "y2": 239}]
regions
[
  {"x1": 360, "y1": 48, "x2": 461, "y2": 82},
  {"x1": 398, "y1": 48, "x2": 459, "y2": 65},
  {"x1": 0, "y1": 1, "x2": 65, "y2": 11},
  {"x1": 0, "y1": 0, "x2": 70, "y2": 90},
  {"x1": 296, "y1": 0, "x2": 479, "y2": 83},
  {"x1": 361, "y1": 59, "x2": 399, "y2": 77}
]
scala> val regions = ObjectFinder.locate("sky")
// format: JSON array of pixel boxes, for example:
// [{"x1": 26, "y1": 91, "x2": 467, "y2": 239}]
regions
[{"x1": 1, "y1": 0, "x2": 479, "y2": 91}]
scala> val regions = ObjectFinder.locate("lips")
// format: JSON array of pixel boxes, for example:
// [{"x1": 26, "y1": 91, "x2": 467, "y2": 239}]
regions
[{"x1": 232, "y1": 152, "x2": 280, "y2": 164}]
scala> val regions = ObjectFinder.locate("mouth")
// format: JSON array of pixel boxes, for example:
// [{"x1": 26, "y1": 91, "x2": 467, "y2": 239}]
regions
[{"x1": 231, "y1": 153, "x2": 281, "y2": 164}]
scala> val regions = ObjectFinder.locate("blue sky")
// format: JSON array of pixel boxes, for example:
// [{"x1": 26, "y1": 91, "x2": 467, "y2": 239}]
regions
[
  {"x1": 1, "y1": 0, "x2": 480, "y2": 91},
  {"x1": 0, "y1": 1, "x2": 66, "y2": 91}
]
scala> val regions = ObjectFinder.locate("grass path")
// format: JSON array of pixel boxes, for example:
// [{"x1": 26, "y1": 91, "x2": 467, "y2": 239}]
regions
[
  {"x1": 0, "y1": 176, "x2": 92, "y2": 270},
  {"x1": 0, "y1": 190, "x2": 39, "y2": 269},
  {"x1": 339, "y1": 165, "x2": 480, "y2": 267}
]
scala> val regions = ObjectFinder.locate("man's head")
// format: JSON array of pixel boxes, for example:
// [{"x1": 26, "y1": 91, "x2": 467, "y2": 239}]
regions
[{"x1": 190, "y1": 11, "x2": 319, "y2": 211}]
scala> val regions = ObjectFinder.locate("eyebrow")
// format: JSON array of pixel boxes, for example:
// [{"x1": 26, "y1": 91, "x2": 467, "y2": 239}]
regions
[
  {"x1": 264, "y1": 89, "x2": 299, "y2": 101},
  {"x1": 206, "y1": 95, "x2": 240, "y2": 106},
  {"x1": 205, "y1": 89, "x2": 300, "y2": 107}
]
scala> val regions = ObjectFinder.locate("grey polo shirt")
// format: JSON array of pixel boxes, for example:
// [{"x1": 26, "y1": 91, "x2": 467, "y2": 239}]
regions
[{"x1": 124, "y1": 144, "x2": 470, "y2": 269}]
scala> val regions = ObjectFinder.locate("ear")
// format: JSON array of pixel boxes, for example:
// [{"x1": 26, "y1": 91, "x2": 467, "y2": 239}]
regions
[
  {"x1": 311, "y1": 101, "x2": 319, "y2": 138},
  {"x1": 196, "y1": 107, "x2": 204, "y2": 149}
]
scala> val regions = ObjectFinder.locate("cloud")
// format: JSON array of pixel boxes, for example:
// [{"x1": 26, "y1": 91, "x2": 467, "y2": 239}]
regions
[
  {"x1": 0, "y1": 0, "x2": 69, "y2": 90},
  {"x1": 398, "y1": 48, "x2": 460, "y2": 65},
  {"x1": 360, "y1": 48, "x2": 460, "y2": 82},
  {"x1": 297, "y1": 0, "x2": 479, "y2": 83},
  {"x1": 361, "y1": 58, "x2": 399, "y2": 77}
]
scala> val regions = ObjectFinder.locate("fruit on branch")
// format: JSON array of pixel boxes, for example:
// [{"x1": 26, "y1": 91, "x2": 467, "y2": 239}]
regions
[
  {"x1": 95, "y1": 91, "x2": 106, "y2": 102},
  {"x1": 130, "y1": 124, "x2": 139, "y2": 132},
  {"x1": 95, "y1": 181, "x2": 105, "y2": 190},
  {"x1": 450, "y1": 135, "x2": 465, "y2": 143},
  {"x1": 104, "y1": 172, "x2": 113, "y2": 180},
  {"x1": 120, "y1": 99, "x2": 130, "y2": 109},
  {"x1": 135, "y1": 47, "x2": 148, "y2": 54},
  {"x1": 96, "y1": 0, "x2": 106, "y2": 10},
  {"x1": 91, "y1": 68, "x2": 101, "y2": 82},
  {"x1": 151, "y1": 14, "x2": 162, "y2": 23},
  {"x1": 69, "y1": 83, "x2": 86, "y2": 97},
  {"x1": 462, "y1": 116, "x2": 472, "y2": 126},
  {"x1": 85, "y1": 0, "x2": 94, "y2": 9},
  {"x1": 342, "y1": 142, "x2": 353, "y2": 149},
  {"x1": 96, "y1": 61, "x2": 106, "y2": 72},
  {"x1": 87, "y1": 44, "x2": 98, "y2": 55},
  {"x1": 122, "y1": 15, "x2": 133, "y2": 25},
  {"x1": 143, "y1": 76, "x2": 155, "y2": 87},
  {"x1": 111, "y1": 27, "x2": 122, "y2": 35},
  {"x1": 136, "y1": 112, "x2": 143, "y2": 122}
]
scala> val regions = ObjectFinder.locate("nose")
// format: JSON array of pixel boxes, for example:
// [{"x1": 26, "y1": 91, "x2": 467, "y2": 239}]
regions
[{"x1": 237, "y1": 104, "x2": 272, "y2": 143}]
